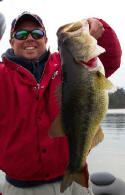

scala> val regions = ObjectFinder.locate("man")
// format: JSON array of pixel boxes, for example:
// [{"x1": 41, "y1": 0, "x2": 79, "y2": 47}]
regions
[{"x1": 0, "y1": 11, "x2": 122, "y2": 195}]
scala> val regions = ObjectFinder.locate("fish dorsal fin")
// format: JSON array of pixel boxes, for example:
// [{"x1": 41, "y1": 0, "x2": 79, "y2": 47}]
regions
[
  {"x1": 91, "y1": 126, "x2": 104, "y2": 149},
  {"x1": 96, "y1": 71, "x2": 116, "y2": 91}
]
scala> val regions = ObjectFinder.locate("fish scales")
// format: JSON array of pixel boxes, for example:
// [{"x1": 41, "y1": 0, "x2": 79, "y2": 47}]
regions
[
  {"x1": 49, "y1": 19, "x2": 115, "y2": 193},
  {"x1": 61, "y1": 47, "x2": 106, "y2": 170}
]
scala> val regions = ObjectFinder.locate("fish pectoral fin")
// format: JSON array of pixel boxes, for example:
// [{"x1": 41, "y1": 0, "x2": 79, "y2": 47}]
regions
[
  {"x1": 96, "y1": 71, "x2": 116, "y2": 91},
  {"x1": 48, "y1": 115, "x2": 65, "y2": 138},
  {"x1": 91, "y1": 126, "x2": 104, "y2": 149}
]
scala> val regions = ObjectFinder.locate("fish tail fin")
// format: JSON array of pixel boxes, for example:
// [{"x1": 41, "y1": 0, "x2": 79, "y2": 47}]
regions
[
  {"x1": 60, "y1": 170, "x2": 73, "y2": 193},
  {"x1": 60, "y1": 163, "x2": 89, "y2": 193},
  {"x1": 73, "y1": 163, "x2": 89, "y2": 188}
]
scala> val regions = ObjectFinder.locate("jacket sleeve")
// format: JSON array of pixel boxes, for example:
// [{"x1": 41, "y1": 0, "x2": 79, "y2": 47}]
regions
[{"x1": 97, "y1": 19, "x2": 122, "y2": 78}]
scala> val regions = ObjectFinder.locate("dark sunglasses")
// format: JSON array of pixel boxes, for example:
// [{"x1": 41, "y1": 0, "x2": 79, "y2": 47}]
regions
[{"x1": 12, "y1": 29, "x2": 45, "y2": 40}]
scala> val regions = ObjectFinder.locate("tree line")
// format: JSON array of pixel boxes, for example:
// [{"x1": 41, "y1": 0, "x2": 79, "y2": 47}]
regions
[{"x1": 108, "y1": 88, "x2": 125, "y2": 109}]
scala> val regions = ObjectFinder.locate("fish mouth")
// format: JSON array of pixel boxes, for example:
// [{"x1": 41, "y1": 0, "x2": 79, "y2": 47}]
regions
[
  {"x1": 57, "y1": 19, "x2": 105, "y2": 68},
  {"x1": 57, "y1": 20, "x2": 88, "y2": 38}
]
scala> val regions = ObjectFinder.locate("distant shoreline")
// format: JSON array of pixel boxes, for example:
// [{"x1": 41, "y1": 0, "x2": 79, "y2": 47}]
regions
[{"x1": 107, "y1": 109, "x2": 125, "y2": 114}]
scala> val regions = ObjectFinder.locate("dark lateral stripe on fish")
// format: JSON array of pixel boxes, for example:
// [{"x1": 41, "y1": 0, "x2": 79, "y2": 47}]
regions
[{"x1": 65, "y1": 85, "x2": 95, "y2": 172}]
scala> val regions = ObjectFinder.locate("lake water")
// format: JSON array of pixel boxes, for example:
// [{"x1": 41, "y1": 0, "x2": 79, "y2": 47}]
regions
[
  {"x1": 0, "y1": 109, "x2": 125, "y2": 187},
  {"x1": 87, "y1": 109, "x2": 125, "y2": 181}
]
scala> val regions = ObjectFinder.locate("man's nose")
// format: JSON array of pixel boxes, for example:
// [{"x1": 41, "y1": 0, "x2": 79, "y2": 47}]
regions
[{"x1": 26, "y1": 33, "x2": 33, "y2": 40}]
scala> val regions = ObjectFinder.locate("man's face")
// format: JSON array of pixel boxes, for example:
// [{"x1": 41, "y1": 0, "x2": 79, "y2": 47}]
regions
[{"x1": 10, "y1": 20, "x2": 48, "y2": 60}]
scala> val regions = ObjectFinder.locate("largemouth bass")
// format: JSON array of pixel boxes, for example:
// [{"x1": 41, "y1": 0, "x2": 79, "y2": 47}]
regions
[
  {"x1": 0, "y1": 12, "x2": 6, "y2": 40},
  {"x1": 49, "y1": 19, "x2": 115, "y2": 193}
]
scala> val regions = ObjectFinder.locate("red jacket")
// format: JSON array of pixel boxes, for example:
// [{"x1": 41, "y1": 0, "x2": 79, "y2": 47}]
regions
[
  {"x1": 0, "y1": 53, "x2": 69, "y2": 181},
  {"x1": 0, "y1": 20, "x2": 122, "y2": 181},
  {"x1": 97, "y1": 19, "x2": 122, "y2": 77}
]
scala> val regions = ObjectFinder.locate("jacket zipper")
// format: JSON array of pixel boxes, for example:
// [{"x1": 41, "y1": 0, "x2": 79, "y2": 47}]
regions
[{"x1": 37, "y1": 83, "x2": 40, "y2": 89}]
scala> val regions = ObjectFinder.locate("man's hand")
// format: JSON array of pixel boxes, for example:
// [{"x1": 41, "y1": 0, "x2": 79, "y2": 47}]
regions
[
  {"x1": 0, "y1": 12, "x2": 6, "y2": 40},
  {"x1": 87, "y1": 18, "x2": 104, "y2": 40}
]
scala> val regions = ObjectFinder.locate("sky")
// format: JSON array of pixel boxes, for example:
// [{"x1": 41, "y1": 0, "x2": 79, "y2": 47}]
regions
[{"x1": 0, "y1": 0, "x2": 125, "y2": 89}]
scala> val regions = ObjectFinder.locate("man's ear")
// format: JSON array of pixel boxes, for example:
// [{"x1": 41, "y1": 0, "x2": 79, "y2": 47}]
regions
[
  {"x1": 9, "y1": 39, "x2": 14, "y2": 47},
  {"x1": 45, "y1": 36, "x2": 48, "y2": 44}
]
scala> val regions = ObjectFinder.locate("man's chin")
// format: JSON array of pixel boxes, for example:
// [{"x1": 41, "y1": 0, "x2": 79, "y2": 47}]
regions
[{"x1": 24, "y1": 54, "x2": 38, "y2": 61}]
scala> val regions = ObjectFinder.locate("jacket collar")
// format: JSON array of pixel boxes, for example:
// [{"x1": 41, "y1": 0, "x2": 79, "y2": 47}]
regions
[{"x1": 2, "y1": 48, "x2": 50, "y2": 83}]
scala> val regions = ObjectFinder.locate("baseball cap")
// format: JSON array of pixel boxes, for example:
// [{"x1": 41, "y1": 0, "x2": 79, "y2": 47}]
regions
[{"x1": 11, "y1": 11, "x2": 45, "y2": 36}]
